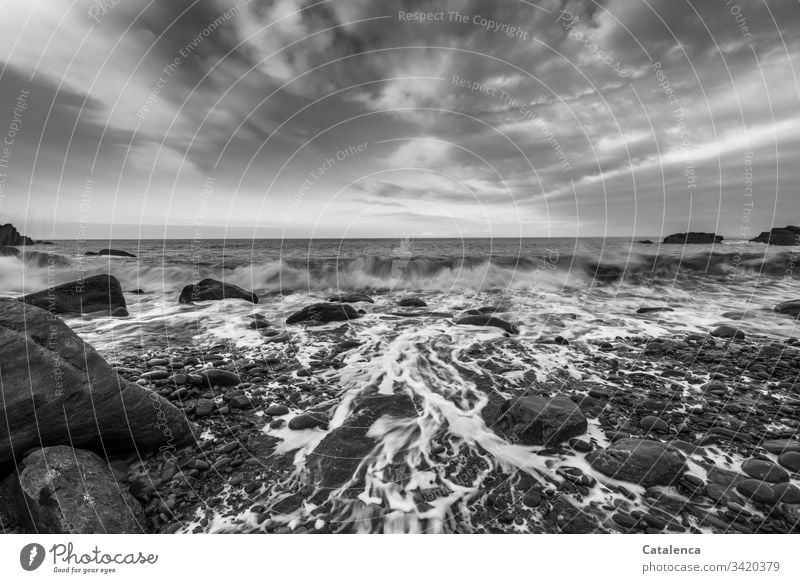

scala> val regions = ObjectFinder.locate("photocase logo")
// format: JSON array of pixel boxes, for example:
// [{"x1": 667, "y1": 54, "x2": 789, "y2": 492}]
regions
[{"x1": 20, "y1": 543, "x2": 46, "y2": 571}]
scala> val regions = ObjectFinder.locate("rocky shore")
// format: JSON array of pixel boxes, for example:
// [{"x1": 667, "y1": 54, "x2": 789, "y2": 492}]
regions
[{"x1": 3, "y1": 288, "x2": 800, "y2": 533}]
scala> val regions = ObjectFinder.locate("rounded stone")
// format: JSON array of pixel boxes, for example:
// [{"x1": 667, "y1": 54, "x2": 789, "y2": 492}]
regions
[
  {"x1": 778, "y1": 451, "x2": 800, "y2": 473},
  {"x1": 772, "y1": 482, "x2": 800, "y2": 504},
  {"x1": 736, "y1": 479, "x2": 777, "y2": 504},
  {"x1": 640, "y1": 415, "x2": 669, "y2": 433},
  {"x1": 741, "y1": 459, "x2": 789, "y2": 483}
]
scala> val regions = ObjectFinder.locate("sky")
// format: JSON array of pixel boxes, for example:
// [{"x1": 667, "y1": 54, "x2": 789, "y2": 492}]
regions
[{"x1": 0, "y1": 0, "x2": 799, "y2": 240}]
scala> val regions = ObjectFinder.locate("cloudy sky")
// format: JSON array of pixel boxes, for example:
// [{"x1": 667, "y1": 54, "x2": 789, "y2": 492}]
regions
[{"x1": 0, "y1": 0, "x2": 799, "y2": 239}]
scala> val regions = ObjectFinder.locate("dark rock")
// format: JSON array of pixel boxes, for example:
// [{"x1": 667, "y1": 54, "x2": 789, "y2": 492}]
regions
[
  {"x1": 662, "y1": 232, "x2": 723, "y2": 245},
  {"x1": 636, "y1": 307, "x2": 674, "y2": 314},
  {"x1": 19, "y1": 274, "x2": 128, "y2": 316},
  {"x1": 586, "y1": 439, "x2": 686, "y2": 487},
  {"x1": 778, "y1": 451, "x2": 800, "y2": 472},
  {"x1": 640, "y1": 415, "x2": 669, "y2": 433},
  {"x1": 288, "y1": 413, "x2": 328, "y2": 430},
  {"x1": 96, "y1": 249, "x2": 136, "y2": 258},
  {"x1": 0, "y1": 223, "x2": 34, "y2": 246},
  {"x1": 0, "y1": 246, "x2": 20, "y2": 257},
  {"x1": 178, "y1": 279, "x2": 258, "y2": 304},
  {"x1": 569, "y1": 438, "x2": 593, "y2": 452},
  {"x1": 455, "y1": 315, "x2": 519, "y2": 334},
  {"x1": 194, "y1": 399, "x2": 215, "y2": 417},
  {"x1": 501, "y1": 394, "x2": 587, "y2": 446},
  {"x1": 711, "y1": 325, "x2": 745, "y2": 339},
  {"x1": 0, "y1": 300, "x2": 195, "y2": 465},
  {"x1": 328, "y1": 293, "x2": 374, "y2": 304},
  {"x1": 286, "y1": 303, "x2": 360, "y2": 324},
  {"x1": 1, "y1": 446, "x2": 144, "y2": 533},
  {"x1": 741, "y1": 459, "x2": 789, "y2": 483},
  {"x1": 736, "y1": 479, "x2": 776, "y2": 504},
  {"x1": 305, "y1": 393, "x2": 417, "y2": 489},
  {"x1": 638, "y1": 240, "x2": 654, "y2": 245},
  {"x1": 750, "y1": 225, "x2": 800, "y2": 246},
  {"x1": 129, "y1": 289, "x2": 146, "y2": 295},
  {"x1": 264, "y1": 404, "x2": 290, "y2": 416},
  {"x1": 762, "y1": 439, "x2": 800, "y2": 455},
  {"x1": 398, "y1": 297, "x2": 427, "y2": 307},
  {"x1": 199, "y1": 369, "x2": 241, "y2": 388},
  {"x1": 229, "y1": 395, "x2": 252, "y2": 409},
  {"x1": 522, "y1": 490, "x2": 542, "y2": 507},
  {"x1": 772, "y1": 482, "x2": 800, "y2": 504},
  {"x1": 774, "y1": 300, "x2": 800, "y2": 318}
]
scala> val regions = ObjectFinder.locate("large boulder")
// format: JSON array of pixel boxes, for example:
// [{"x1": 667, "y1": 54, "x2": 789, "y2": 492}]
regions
[
  {"x1": 286, "y1": 303, "x2": 361, "y2": 324},
  {"x1": 586, "y1": 439, "x2": 686, "y2": 487},
  {"x1": 305, "y1": 393, "x2": 417, "y2": 491},
  {"x1": 1, "y1": 446, "x2": 144, "y2": 533},
  {"x1": 774, "y1": 300, "x2": 800, "y2": 318},
  {"x1": 0, "y1": 223, "x2": 34, "y2": 246},
  {"x1": 19, "y1": 274, "x2": 128, "y2": 316},
  {"x1": 500, "y1": 394, "x2": 587, "y2": 446},
  {"x1": 178, "y1": 278, "x2": 258, "y2": 304},
  {"x1": 663, "y1": 232, "x2": 723, "y2": 244},
  {"x1": 0, "y1": 300, "x2": 195, "y2": 466},
  {"x1": 750, "y1": 226, "x2": 800, "y2": 246}
]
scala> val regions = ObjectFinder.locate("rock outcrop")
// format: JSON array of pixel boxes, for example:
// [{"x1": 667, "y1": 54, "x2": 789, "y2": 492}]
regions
[
  {"x1": 750, "y1": 225, "x2": 800, "y2": 246},
  {"x1": 0, "y1": 300, "x2": 195, "y2": 466},
  {"x1": 586, "y1": 439, "x2": 686, "y2": 487},
  {"x1": 178, "y1": 279, "x2": 258, "y2": 304},
  {"x1": 662, "y1": 232, "x2": 723, "y2": 244},
  {"x1": 19, "y1": 274, "x2": 128, "y2": 316},
  {"x1": 0, "y1": 223, "x2": 34, "y2": 246},
  {"x1": 85, "y1": 249, "x2": 137, "y2": 258}
]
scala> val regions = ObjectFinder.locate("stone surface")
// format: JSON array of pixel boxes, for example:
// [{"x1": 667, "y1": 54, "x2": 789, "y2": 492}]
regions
[
  {"x1": 198, "y1": 369, "x2": 241, "y2": 388},
  {"x1": 0, "y1": 300, "x2": 195, "y2": 465},
  {"x1": 778, "y1": 451, "x2": 800, "y2": 472},
  {"x1": 286, "y1": 303, "x2": 361, "y2": 324},
  {"x1": 288, "y1": 413, "x2": 328, "y2": 430},
  {"x1": 1, "y1": 446, "x2": 144, "y2": 533},
  {"x1": 741, "y1": 459, "x2": 789, "y2": 483},
  {"x1": 178, "y1": 279, "x2": 258, "y2": 304},
  {"x1": 736, "y1": 479, "x2": 776, "y2": 504},
  {"x1": 586, "y1": 439, "x2": 686, "y2": 487},
  {"x1": 501, "y1": 394, "x2": 587, "y2": 446},
  {"x1": 398, "y1": 297, "x2": 427, "y2": 307},
  {"x1": 19, "y1": 274, "x2": 128, "y2": 316},
  {"x1": 305, "y1": 393, "x2": 417, "y2": 490}
]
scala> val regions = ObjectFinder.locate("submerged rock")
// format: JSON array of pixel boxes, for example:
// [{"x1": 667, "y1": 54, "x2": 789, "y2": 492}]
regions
[
  {"x1": 1, "y1": 446, "x2": 144, "y2": 533},
  {"x1": 774, "y1": 300, "x2": 800, "y2": 318},
  {"x1": 286, "y1": 303, "x2": 361, "y2": 324},
  {"x1": 179, "y1": 278, "x2": 258, "y2": 304},
  {"x1": 586, "y1": 439, "x2": 686, "y2": 487},
  {"x1": 500, "y1": 394, "x2": 587, "y2": 446},
  {"x1": 328, "y1": 293, "x2": 374, "y2": 304},
  {"x1": 21, "y1": 251, "x2": 71, "y2": 268},
  {"x1": 662, "y1": 232, "x2": 723, "y2": 244},
  {"x1": 305, "y1": 393, "x2": 417, "y2": 490},
  {"x1": 455, "y1": 315, "x2": 519, "y2": 334},
  {"x1": 0, "y1": 300, "x2": 195, "y2": 465},
  {"x1": 19, "y1": 274, "x2": 128, "y2": 316}
]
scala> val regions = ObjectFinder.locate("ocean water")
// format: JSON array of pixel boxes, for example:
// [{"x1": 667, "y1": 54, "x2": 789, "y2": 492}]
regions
[{"x1": 2, "y1": 236, "x2": 799, "y2": 350}]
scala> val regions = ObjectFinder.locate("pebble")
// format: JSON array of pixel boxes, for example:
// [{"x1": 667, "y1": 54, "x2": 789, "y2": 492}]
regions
[
  {"x1": 741, "y1": 459, "x2": 789, "y2": 483},
  {"x1": 772, "y1": 482, "x2": 800, "y2": 504},
  {"x1": 736, "y1": 479, "x2": 777, "y2": 504},
  {"x1": 194, "y1": 399, "x2": 215, "y2": 417},
  {"x1": 640, "y1": 415, "x2": 669, "y2": 433},
  {"x1": 778, "y1": 451, "x2": 800, "y2": 472}
]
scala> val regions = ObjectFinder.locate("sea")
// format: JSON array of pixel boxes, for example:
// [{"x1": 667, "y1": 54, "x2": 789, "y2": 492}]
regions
[{"x1": 2, "y1": 236, "x2": 799, "y2": 350}]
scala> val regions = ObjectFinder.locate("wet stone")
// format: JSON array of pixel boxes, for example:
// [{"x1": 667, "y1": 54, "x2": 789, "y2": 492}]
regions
[
  {"x1": 736, "y1": 479, "x2": 777, "y2": 504},
  {"x1": 741, "y1": 459, "x2": 790, "y2": 483},
  {"x1": 778, "y1": 451, "x2": 800, "y2": 473}
]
